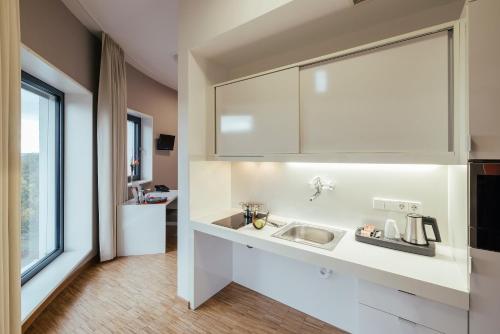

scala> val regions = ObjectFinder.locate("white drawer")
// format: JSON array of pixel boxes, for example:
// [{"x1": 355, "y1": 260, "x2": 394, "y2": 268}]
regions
[
  {"x1": 359, "y1": 304, "x2": 442, "y2": 334},
  {"x1": 358, "y1": 280, "x2": 467, "y2": 334}
]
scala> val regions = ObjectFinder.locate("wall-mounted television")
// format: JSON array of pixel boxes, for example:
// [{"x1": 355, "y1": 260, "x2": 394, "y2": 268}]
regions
[{"x1": 156, "y1": 134, "x2": 175, "y2": 150}]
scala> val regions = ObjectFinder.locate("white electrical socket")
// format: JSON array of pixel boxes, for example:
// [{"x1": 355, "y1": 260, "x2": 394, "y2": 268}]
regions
[
  {"x1": 386, "y1": 200, "x2": 407, "y2": 212},
  {"x1": 373, "y1": 198, "x2": 422, "y2": 213},
  {"x1": 407, "y1": 201, "x2": 422, "y2": 213},
  {"x1": 397, "y1": 201, "x2": 408, "y2": 212}
]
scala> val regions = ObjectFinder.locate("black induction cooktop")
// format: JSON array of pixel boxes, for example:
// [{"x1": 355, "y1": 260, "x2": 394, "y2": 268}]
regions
[{"x1": 212, "y1": 213, "x2": 249, "y2": 230}]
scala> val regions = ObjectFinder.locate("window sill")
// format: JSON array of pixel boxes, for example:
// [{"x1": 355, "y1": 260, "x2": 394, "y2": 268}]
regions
[
  {"x1": 127, "y1": 179, "x2": 152, "y2": 187},
  {"x1": 21, "y1": 249, "x2": 93, "y2": 323}
]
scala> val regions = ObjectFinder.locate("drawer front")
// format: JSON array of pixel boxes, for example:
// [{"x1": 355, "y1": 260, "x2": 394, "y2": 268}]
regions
[
  {"x1": 358, "y1": 280, "x2": 467, "y2": 334},
  {"x1": 359, "y1": 304, "x2": 441, "y2": 334}
]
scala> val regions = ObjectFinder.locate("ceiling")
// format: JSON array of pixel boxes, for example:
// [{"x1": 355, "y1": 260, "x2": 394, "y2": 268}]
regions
[
  {"x1": 62, "y1": 0, "x2": 178, "y2": 90},
  {"x1": 198, "y1": 0, "x2": 464, "y2": 68}
]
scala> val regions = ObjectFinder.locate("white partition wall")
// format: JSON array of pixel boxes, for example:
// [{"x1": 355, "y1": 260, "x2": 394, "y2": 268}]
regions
[
  {"x1": 180, "y1": 0, "x2": 469, "y2": 325},
  {"x1": 192, "y1": 231, "x2": 233, "y2": 309}
]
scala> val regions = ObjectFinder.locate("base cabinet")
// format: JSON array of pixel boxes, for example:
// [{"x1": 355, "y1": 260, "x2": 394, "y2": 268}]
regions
[
  {"x1": 359, "y1": 304, "x2": 440, "y2": 334},
  {"x1": 117, "y1": 202, "x2": 166, "y2": 256},
  {"x1": 358, "y1": 280, "x2": 468, "y2": 334}
]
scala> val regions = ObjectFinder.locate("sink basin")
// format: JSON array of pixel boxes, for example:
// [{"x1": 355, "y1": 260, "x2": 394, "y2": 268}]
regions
[{"x1": 272, "y1": 222, "x2": 345, "y2": 251}]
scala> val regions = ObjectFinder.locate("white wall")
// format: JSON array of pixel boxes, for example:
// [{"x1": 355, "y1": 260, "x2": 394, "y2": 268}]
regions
[
  {"x1": 64, "y1": 93, "x2": 94, "y2": 254},
  {"x1": 232, "y1": 162, "x2": 450, "y2": 243},
  {"x1": 179, "y1": 0, "x2": 297, "y2": 301},
  {"x1": 447, "y1": 165, "x2": 468, "y2": 283},
  {"x1": 190, "y1": 161, "x2": 231, "y2": 218},
  {"x1": 227, "y1": 0, "x2": 464, "y2": 79}
]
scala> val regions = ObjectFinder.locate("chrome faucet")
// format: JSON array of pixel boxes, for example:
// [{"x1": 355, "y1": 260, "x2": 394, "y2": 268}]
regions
[
  {"x1": 309, "y1": 176, "x2": 335, "y2": 201},
  {"x1": 309, "y1": 191, "x2": 322, "y2": 202}
]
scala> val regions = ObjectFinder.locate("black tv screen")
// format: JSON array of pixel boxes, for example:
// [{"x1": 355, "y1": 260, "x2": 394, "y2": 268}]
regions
[{"x1": 157, "y1": 134, "x2": 175, "y2": 150}]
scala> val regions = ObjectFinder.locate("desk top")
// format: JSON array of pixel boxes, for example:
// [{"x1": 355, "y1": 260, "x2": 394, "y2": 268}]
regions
[{"x1": 123, "y1": 190, "x2": 178, "y2": 206}]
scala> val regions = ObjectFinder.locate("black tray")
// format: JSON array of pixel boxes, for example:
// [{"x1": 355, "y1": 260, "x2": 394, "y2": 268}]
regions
[{"x1": 355, "y1": 227, "x2": 435, "y2": 257}]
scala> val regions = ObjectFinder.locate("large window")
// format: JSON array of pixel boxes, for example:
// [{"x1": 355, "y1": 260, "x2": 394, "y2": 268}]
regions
[
  {"x1": 127, "y1": 114, "x2": 142, "y2": 182},
  {"x1": 20, "y1": 71, "x2": 64, "y2": 285}
]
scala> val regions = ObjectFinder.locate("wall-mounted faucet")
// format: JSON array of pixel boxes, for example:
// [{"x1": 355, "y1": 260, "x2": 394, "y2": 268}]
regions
[{"x1": 309, "y1": 176, "x2": 335, "y2": 201}]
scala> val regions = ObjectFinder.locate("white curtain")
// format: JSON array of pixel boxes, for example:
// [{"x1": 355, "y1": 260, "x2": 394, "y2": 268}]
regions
[
  {"x1": 0, "y1": 0, "x2": 22, "y2": 332},
  {"x1": 97, "y1": 33, "x2": 128, "y2": 262}
]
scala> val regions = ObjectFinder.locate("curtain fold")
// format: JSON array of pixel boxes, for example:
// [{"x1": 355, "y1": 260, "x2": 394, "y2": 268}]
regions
[
  {"x1": 0, "y1": 0, "x2": 22, "y2": 332},
  {"x1": 97, "y1": 33, "x2": 128, "y2": 262}
]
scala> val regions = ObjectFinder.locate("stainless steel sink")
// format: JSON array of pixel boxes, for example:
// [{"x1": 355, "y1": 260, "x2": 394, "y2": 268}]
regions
[{"x1": 272, "y1": 222, "x2": 345, "y2": 251}]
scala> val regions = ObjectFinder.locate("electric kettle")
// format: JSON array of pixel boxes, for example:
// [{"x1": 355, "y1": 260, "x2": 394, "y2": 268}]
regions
[{"x1": 402, "y1": 213, "x2": 442, "y2": 246}]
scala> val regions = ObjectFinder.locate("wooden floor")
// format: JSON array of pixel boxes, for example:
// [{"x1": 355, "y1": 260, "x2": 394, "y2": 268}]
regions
[{"x1": 26, "y1": 227, "x2": 346, "y2": 334}]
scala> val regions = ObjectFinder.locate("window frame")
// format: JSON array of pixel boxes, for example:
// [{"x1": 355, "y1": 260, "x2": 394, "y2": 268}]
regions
[
  {"x1": 127, "y1": 114, "x2": 142, "y2": 182},
  {"x1": 20, "y1": 71, "x2": 64, "y2": 286}
]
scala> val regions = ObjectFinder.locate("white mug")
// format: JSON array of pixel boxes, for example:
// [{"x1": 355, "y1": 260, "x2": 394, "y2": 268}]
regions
[{"x1": 384, "y1": 219, "x2": 400, "y2": 239}]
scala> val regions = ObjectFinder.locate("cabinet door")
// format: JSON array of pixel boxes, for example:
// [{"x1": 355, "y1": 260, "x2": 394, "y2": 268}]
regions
[
  {"x1": 469, "y1": 247, "x2": 500, "y2": 334},
  {"x1": 300, "y1": 31, "x2": 450, "y2": 154},
  {"x1": 469, "y1": 0, "x2": 500, "y2": 159},
  {"x1": 358, "y1": 280, "x2": 468, "y2": 334},
  {"x1": 359, "y1": 304, "x2": 441, "y2": 334},
  {"x1": 215, "y1": 68, "x2": 299, "y2": 156}
]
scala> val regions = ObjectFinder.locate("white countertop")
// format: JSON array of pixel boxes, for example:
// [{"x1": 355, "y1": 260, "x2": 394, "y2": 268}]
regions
[{"x1": 191, "y1": 209, "x2": 469, "y2": 310}]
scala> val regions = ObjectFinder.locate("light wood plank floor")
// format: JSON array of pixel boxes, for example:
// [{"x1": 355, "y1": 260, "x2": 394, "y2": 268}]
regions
[{"x1": 26, "y1": 228, "x2": 346, "y2": 334}]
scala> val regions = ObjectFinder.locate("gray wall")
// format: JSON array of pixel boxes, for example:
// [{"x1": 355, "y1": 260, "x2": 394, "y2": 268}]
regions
[
  {"x1": 127, "y1": 64, "x2": 178, "y2": 189},
  {"x1": 20, "y1": 0, "x2": 100, "y2": 93},
  {"x1": 21, "y1": 0, "x2": 179, "y2": 190}
]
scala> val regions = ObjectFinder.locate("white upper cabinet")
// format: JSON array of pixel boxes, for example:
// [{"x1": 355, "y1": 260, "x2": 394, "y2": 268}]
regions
[
  {"x1": 215, "y1": 68, "x2": 299, "y2": 156},
  {"x1": 212, "y1": 24, "x2": 462, "y2": 163},
  {"x1": 300, "y1": 30, "x2": 451, "y2": 154},
  {"x1": 469, "y1": 0, "x2": 500, "y2": 159}
]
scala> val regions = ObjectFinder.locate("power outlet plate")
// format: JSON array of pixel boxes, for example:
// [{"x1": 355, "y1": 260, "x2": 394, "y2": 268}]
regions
[
  {"x1": 373, "y1": 198, "x2": 422, "y2": 213},
  {"x1": 407, "y1": 202, "x2": 421, "y2": 213}
]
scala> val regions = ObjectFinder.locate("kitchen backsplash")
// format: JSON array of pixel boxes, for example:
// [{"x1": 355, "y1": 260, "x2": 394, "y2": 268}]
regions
[{"x1": 231, "y1": 162, "x2": 463, "y2": 245}]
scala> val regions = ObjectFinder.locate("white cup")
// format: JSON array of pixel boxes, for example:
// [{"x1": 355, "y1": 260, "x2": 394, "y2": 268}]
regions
[{"x1": 384, "y1": 219, "x2": 400, "y2": 239}]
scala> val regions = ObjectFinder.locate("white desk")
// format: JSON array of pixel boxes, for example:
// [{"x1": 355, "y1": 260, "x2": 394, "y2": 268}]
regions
[{"x1": 117, "y1": 190, "x2": 178, "y2": 256}]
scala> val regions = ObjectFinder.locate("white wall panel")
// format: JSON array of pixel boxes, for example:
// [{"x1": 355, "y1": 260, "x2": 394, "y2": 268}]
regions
[
  {"x1": 232, "y1": 162, "x2": 450, "y2": 243},
  {"x1": 469, "y1": 0, "x2": 500, "y2": 158},
  {"x1": 447, "y1": 165, "x2": 468, "y2": 281},
  {"x1": 193, "y1": 231, "x2": 233, "y2": 309}
]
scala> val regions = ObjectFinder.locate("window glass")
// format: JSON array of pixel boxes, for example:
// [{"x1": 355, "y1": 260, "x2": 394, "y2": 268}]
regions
[
  {"x1": 20, "y1": 72, "x2": 63, "y2": 284},
  {"x1": 127, "y1": 120, "x2": 135, "y2": 178},
  {"x1": 127, "y1": 115, "x2": 141, "y2": 181}
]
